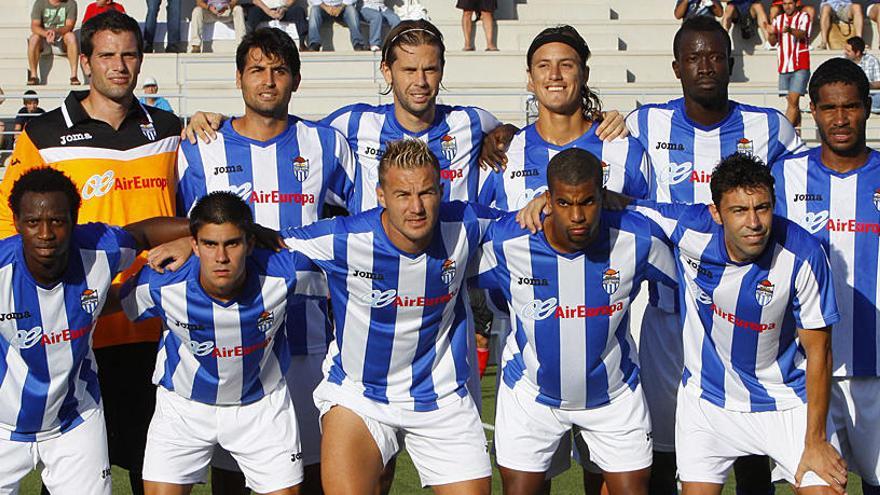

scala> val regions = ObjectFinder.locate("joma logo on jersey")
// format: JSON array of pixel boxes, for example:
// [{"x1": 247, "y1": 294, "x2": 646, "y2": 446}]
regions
[
  {"x1": 175, "y1": 320, "x2": 205, "y2": 330},
  {"x1": 510, "y1": 169, "x2": 539, "y2": 179},
  {"x1": 293, "y1": 156, "x2": 310, "y2": 182},
  {"x1": 794, "y1": 193, "x2": 823, "y2": 202},
  {"x1": 14, "y1": 325, "x2": 91, "y2": 349},
  {"x1": 0, "y1": 310, "x2": 31, "y2": 321},
  {"x1": 684, "y1": 257, "x2": 712, "y2": 279},
  {"x1": 59, "y1": 132, "x2": 92, "y2": 145},
  {"x1": 256, "y1": 311, "x2": 274, "y2": 333},
  {"x1": 213, "y1": 165, "x2": 243, "y2": 175},
  {"x1": 440, "y1": 169, "x2": 463, "y2": 180},
  {"x1": 517, "y1": 277, "x2": 548, "y2": 286},
  {"x1": 441, "y1": 135, "x2": 457, "y2": 161},
  {"x1": 655, "y1": 141, "x2": 685, "y2": 151},
  {"x1": 353, "y1": 270, "x2": 384, "y2": 280},
  {"x1": 737, "y1": 138, "x2": 753, "y2": 155},
  {"x1": 755, "y1": 280, "x2": 775, "y2": 306},
  {"x1": 602, "y1": 269, "x2": 620, "y2": 295},
  {"x1": 81, "y1": 289, "x2": 99, "y2": 314},
  {"x1": 441, "y1": 259, "x2": 456, "y2": 285},
  {"x1": 363, "y1": 146, "x2": 384, "y2": 158}
]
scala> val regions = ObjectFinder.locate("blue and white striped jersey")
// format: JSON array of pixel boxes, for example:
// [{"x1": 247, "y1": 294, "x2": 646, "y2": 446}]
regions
[
  {"x1": 0, "y1": 223, "x2": 137, "y2": 441},
  {"x1": 321, "y1": 103, "x2": 501, "y2": 212},
  {"x1": 626, "y1": 98, "x2": 805, "y2": 311},
  {"x1": 283, "y1": 202, "x2": 502, "y2": 411},
  {"x1": 477, "y1": 122, "x2": 650, "y2": 211},
  {"x1": 469, "y1": 211, "x2": 676, "y2": 409},
  {"x1": 121, "y1": 250, "x2": 325, "y2": 405},
  {"x1": 773, "y1": 147, "x2": 880, "y2": 377},
  {"x1": 633, "y1": 201, "x2": 839, "y2": 412},
  {"x1": 626, "y1": 98, "x2": 804, "y2": 205},
  {"x1": 176, "y1": 115, "x2": 353, "y2": 356}
]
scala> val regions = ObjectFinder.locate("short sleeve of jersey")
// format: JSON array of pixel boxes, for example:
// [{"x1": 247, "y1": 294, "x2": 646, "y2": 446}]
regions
[
  {"x1": 620, "y1": 141, "x2": 650, "y2": 199},
  {"x1": 120, "y1": 265, "x2": 158, "y2": 322},
  {"x1": 474, "y1": 107, "x2": 502, "y2": 134},
  {"x1": 323, "y1": 128, "x2": 357, "y2": 211},
  {"x1": 629, "y1": 200, "x2": 696, "y2": 240},
  {"x1": 267, "y1": 249, "x2": 328, "y2": 298},
  {"x1": 466, "y1": 213, "x2": 509, "y2": 290},
  {"x1": 792, "y1": 241, "x2": 840, "y2": 330},
  {"x1": 769, "y1": 111, "x2": 806, "y2": 163},
  {"x1": 641, "y1": 215, "x2": 678, "y2": 287},
  {"x1": 75, "y1": 223, "x2": 139, "y2": 276},
  {"x1": 283, "y1": 217, "x2": 339, "y2": 268},
  {"x1": 176, "y1": 140, "x2": 208, "y2": 217},
  {"x1": 623, "y1": 109, "x2": 652, "y2": 190}
]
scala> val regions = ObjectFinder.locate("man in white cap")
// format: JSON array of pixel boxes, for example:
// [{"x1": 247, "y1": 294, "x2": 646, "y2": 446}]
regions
[{"x1": 139, "y1": 76, "x2": 174, "y2": 112}]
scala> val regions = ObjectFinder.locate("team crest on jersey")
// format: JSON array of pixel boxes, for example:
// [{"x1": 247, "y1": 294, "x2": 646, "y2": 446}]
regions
[
  {"x1": 737, "y1": 138, "x2": 753, "y2": 155},
  {"x1": 755, "y1": 280, "x2": 774, "y2": 306},
  {"x1": 441, "y1": 135, "x2": 457, "y2": 161},
  {"x1": 602, "y1": 269, "x2": 620, "y2": 295},
  {"x1": 441, "y1": 259, "x2": 456, "y2": 285},
  {"x1": 256, "y1": 311, "x2": 274, "y2": 333},
  {"x1": 873, "y1": 188, "x2": 880, "y2": 211},
  {"x1": 81, "y1": 289, "x2": 99, "y2": 314},
  {"x1": 601, "y1": 161, "x2": 610, "y2": 187},
  {"x1": 140, "y1": 122, "x2": 157, "y2": 141},
  {"x1": 293, "y1": 156, "x2": 310, "y2": 182}
]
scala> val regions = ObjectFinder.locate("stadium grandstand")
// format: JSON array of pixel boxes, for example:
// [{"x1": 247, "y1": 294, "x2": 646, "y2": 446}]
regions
[{"x1": 0, "y1": 0, "x2": 874, "y2": 165}]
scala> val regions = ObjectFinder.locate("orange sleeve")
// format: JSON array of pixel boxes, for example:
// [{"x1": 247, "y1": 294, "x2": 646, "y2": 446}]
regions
[{"x1": 0, "y1": 132, "x2": 46, "y2": 239}]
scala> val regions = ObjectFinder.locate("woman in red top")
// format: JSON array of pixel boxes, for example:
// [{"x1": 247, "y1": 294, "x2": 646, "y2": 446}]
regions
[{"x1": 83, "y1": 0, "x2": 126, "y2": 24}]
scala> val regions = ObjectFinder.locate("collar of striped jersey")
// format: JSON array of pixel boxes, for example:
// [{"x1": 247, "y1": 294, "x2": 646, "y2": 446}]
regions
[{"x1": 61, "y1": 90, "x2": 154, "y2": 129}]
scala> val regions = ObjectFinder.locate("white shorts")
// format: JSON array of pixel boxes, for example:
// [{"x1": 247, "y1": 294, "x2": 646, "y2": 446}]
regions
[
  {"x1": 314, "y1": 380, "x2": 491, "y2": 487},
  {"x1": 211, "y1": 353, "x2": 325, "y2": 472},
  {"x1": 830, "y1": 376, "x2": 880, "y2": 485},
  {"x1": 638, "y1": 306, "x2": 682, "y2": 452},
  {"x1": 495, "y1": 382, "x2": 652, "y2": 474},
  {"x1": 675, "y1": 387, "x2": 836, "y2": 487},
  {"x1": 0, "y1": 408, "x2": 111, "y2": 495},
  {"x1": 143, "y1": 385, "x2": 303, "y2": 493}
]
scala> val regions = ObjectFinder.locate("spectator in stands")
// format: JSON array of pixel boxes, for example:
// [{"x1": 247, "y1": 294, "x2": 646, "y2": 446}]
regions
[
  {"x1": 307, "y1": 0, "x2": 367, "y2": 51},
  {"x1": 769, "y1": 0, "x2": 811, "y2": 127},
  {"x1": 14, "y1": 90, "x2": 45, "y2": 133},
  {"x1": 843, "y1": 36, "x2": 880, "y2": 112},
  {"x1": 770, "y1": 0, "x2": 815, "y2": 22},
  {"x1": 244, "y1": 0, "x2": 308, "y2": 48},
  {"x1": 83, "y1": 0, "x2": 126, "y2": 24},
  {"x1": 144, "y1": 0, "x2": 183, "y2": 53},
  {"x1": 139, "y1": 76, "x2": 174, "y2": 112},
  {"x1": 361, "y1": 0, "x2": 400, "y2": 52},
  {"x1": 27, "y1": 0, "x2": 80, "y2": 85},
  {"x1": 457, "y1": 0, "x2": 498, "y2": 51},
  {"x1": 817, "y1": 0, "x2": 864, "y2": 49},
  {"x1": 675, "y1": 0, "x2": 723, "y2": 20},
  {"x1": 722, "y1": 0, "x2": 773, "y2": 45},
  {"x1": 189, "y1": 0, "x2": 245, "y2": 53},
  {"x1": 0, "y1": 121, "x2": 11, "y2": 151},
  {"x1": 865, "y1": 0, "x2": 880, "y2": 46}
]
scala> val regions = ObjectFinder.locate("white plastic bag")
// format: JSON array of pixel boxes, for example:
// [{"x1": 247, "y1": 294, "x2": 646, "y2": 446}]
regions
[{"x1": 394, "y1": 0, "x2": 429, "y2": 21}]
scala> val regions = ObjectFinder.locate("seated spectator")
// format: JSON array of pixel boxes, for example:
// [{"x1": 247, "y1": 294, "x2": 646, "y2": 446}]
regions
[
  {"x1": 721, "y1": 0, "x2": 773, "y2": 43},
  {"x1": 675, "y1": 0, "x2": 723, "y2": 20},
  {"x1": 27, "y1": 0, "x2": 79, "y2": 85},
  {"x1": 83, "y1": 0, "x2": 125, "y2": 24},
  {"x1": 843, "y1": 36, "x2": 880, "y2": 112},
  {"x1": 189, "y1": 0, "x2": 245, "y2": 53},
  {"x1": 138, "y1": 76, "x2": 174, "y2": 112},
  {"x1": 144, "y1": 0, "x2": 183, "y2": 53},
  {"x1": 768, "y1": 0, "x2": 811, "y2": 127},
  {"x1": 770, "y1": 0, "x2": 815, "y2": 22},
  {"x1": 818, "y1": 0, "x2": 864, "y2": 49},
  {"x1": 360, "y1": 0, "x2": 400, "y2": 51},
  {"x1": 865, "y1": 0, "x2": 880, "y2": 45},
  {"x1": 14, "y1": 90, "x2": 45, "y2": 133},
  {"x1": 244, "y1": 0, "x2": 308, "y2": 48},
  {"x1": 307, "y1": 0, "x2": 368, "y2": 51},
  {"x1": 457, "y1": 0, "x2": 498, "y2": 51}
]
